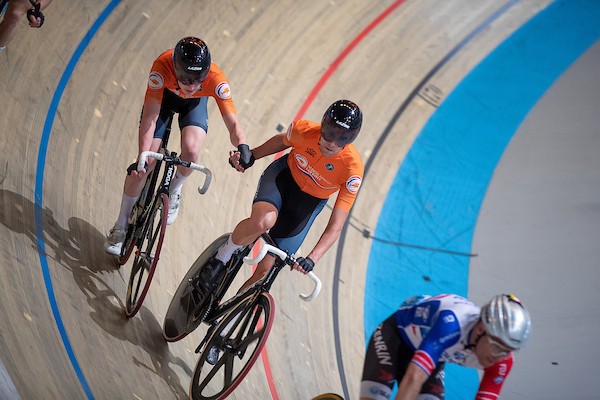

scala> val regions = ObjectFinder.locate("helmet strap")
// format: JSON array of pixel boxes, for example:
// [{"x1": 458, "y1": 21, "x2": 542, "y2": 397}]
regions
[{"x1": 465, "y1": 322, "x2": 486, "y2": 350}]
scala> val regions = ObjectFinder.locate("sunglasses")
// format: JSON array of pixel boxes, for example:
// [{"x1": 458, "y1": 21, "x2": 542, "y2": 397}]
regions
[
  {"x1": 320, "y1": 126, "x2": 351, "y2": 148},
  {"x1": 485, "y1": 333, "x2": 513, "y2": 358},
  {"x1": 177, "y1": 74, "x2": 203, "y2": 86}
]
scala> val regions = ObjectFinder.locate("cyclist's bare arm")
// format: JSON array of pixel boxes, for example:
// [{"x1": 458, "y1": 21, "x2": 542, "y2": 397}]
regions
[
  {"x1": 395, "y1": 363, "x2": 428, "y2": 400},
  {"x1": 301, "y1": 207, "x2": 348, "y2": 267},
  {"x1": 251, "y1": 133, "x2": 290, "y2": 159},
  {"x1": 222, "y1": 113, "x2": 247, "y2": 147},
  {"x1": 138, "y1": 101, "x2": 161, "y2": 156},
  {"x1": 229, "y1": 133, "x2": 289, "y2": 171}
]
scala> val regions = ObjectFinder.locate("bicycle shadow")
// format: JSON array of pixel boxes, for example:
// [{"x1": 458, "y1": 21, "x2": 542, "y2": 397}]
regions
[
  {"x1": 81, "y1": 271, "x2": 191, "y2": 399},
  {"x1": 0, "y1": 188, "x2": 115, "y2": 273},
  {"x1": 0, "y1": 189, "x2": 191, "y2": 398}
]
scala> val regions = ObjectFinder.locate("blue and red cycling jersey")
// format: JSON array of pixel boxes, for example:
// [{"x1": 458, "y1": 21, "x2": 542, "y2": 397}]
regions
[{"x1": 394, "y1": 294, "x2": 513, "y2": 400}]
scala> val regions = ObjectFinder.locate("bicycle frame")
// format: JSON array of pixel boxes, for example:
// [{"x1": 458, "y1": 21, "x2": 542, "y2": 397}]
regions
[
  {"x1": 186, "y1": 234, "x2": 322, "y2": 399},
  {"x1": 120, "y1": 122, "x2": 212, "y2": 317},
  {"x1": 193, "y1": 233, "x2": 321, "y2": 350}
]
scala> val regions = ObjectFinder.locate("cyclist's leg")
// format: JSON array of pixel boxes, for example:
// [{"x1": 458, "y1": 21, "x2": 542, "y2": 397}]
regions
[
  {"x1": 212, "y1": 156, "x2": 288, "y2": 266},
  {"x1": 175, "y1": 96, "x2": 208, "y2": 177},
  {"x1": 0, "y1": 0, "x2": 31, "y2": 48},
  {"x1": 360, "y1": 315, "x2": 404, "y2": 400},
  {"x1": 105, "y1": 103, "x2": 169, "y2": 254},
  {"x1": 165, "y1": 97, "x2": 208, "y2": 225},
  {"x1": 227, "y1": 155, "x2": 289, "y2": 248},
  {"x1": 117, "y1": 101, "x2": 172, "y2": 224}
]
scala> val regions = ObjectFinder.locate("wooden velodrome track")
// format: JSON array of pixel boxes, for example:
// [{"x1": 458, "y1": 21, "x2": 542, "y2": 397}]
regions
[{"x1": 4, "y1": 0, "x2": 595, "y2": 399}]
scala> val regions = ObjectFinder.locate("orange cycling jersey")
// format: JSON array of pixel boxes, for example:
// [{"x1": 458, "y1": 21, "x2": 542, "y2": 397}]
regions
[
  {"x1": 285, "y1": 120, "x2": 364, "y2": 213},
  {"x1": 144, "y1": 49, "x2": 237, "y2": 116}
]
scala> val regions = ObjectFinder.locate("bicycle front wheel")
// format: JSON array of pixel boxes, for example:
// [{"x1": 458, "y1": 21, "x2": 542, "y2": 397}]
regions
[
  {"x1": 125, "y1": 193, "x2": 168, "y2": 317},
  {"x1": 190, "y1": 292, "x2": 275, "y2": 400}
]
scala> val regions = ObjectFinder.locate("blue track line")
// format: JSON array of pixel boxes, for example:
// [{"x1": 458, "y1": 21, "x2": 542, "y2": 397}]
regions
[{"x1": 33, "y1": 1, "x2": 121, "y2": 399}]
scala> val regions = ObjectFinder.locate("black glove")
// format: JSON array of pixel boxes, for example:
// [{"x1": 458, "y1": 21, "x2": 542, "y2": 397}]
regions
[
  {"x1": 296, "y1": 257, "x2": 315, "y2": 273},
  {"x1": 127, "y1": 161, "x2": 148, "y2": 175},
  {"x1": 237, "y1": 144, "x2": 255, "y2": 169},
  {"x1": 27, "y1": 1, "x2": 44, "y2": 27}
]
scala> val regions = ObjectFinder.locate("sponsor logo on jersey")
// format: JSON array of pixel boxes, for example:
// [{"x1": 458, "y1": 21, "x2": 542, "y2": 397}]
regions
[
  {"x1": 216, "y1": 81, "x2": 231, "y2": 99},
  {"x1": 439, "y1": 330, "x2": 459, "y2": 344},
  {"x1": 325, "y1": 163, "x2": 334, "y2": 171},
  {"x1": 295, "y1": 154, "x2": 309, "y2": 168},
  {"x1": 369, "y1": 384, "x2": 391, "y2": 397},
  {"x1": 372, "y1": 326, "x2": 393, "y2": 366},
  {"x1": 148, "y1": 71, "x2": 164, "y2": 89},
  {"x1": 443, "y1": 314, "x2": 456, "y2": 323},
  {"x1": 306, "y1": 148, "x2": 317, "y2": 157},
  {"x1": 295, "y1": 154, "x2": 335, "y2": 188},
  {"x1": 346, "y1": 175, "x2": 361, "y2": 194},
  {"x1": 415, "y1": 305, "x2": 430, "y2": 320},
  {"x1": 494, "y1": 376, "x2": 505, "y2": 384}
]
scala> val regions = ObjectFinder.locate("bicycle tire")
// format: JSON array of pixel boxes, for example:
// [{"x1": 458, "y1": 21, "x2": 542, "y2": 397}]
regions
[
  {"x1": 163, "y1": 234, "x2": 230, "y2": 342},
  {"x1": 117, "y1": 168, "x2": 158, "y2": 266},
  {"x1": 190, "y1": 292, "x2": 275, "y2": 400},
  {"x1": 124, "y1": 192, "x2": 168, "y2": 317},
  {"x1": 117, "y1": 222, "x2": 136, "y2": 266}
]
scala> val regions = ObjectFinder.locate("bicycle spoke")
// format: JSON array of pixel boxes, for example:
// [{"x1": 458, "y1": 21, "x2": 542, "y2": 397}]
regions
[{"x1": 190, "y1": 293, "x2": 275, "y2": 399}]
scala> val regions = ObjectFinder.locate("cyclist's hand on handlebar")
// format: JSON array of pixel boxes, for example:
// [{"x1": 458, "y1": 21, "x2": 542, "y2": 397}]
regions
[
  {"x1": 293, "y1": 257, "x2": 315, "y2": 275},
  {"x1": 127, "y1": 161, "x2": 149, "y2": 179}
]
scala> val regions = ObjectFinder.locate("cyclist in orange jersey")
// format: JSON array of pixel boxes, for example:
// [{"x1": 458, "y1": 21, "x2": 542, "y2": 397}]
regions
[
  {"x1": 197, "y1": 99, "x2": 364, "y2": 291},
  {"x1": 105, "y1": 37, "x2": 253, "y2": 255}
]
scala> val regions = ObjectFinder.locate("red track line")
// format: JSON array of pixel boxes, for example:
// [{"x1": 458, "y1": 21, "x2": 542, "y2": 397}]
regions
[{"x1": 258, "y1": 0, "x2": 406, "y2": 397}]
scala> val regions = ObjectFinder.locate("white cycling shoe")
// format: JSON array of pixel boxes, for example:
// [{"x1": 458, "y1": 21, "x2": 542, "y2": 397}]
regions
[
  {"x1": 167, "y1": 191, "x2": 181, "y2": 225},
  {"x1": 104, "y1": 226, "x2": 126, "y2": 255}
]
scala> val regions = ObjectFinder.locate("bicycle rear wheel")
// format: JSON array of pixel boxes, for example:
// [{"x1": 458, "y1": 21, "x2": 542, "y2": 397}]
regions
[
  {"x1": 163, "y1": 234, "x2": 230, "y2": 342},
  {"x1": 125, "y1": 193, "x2": 168, "y2": 317},
  {"x1": 190, "y1": 292, "x2": 275, "y2": 400}
]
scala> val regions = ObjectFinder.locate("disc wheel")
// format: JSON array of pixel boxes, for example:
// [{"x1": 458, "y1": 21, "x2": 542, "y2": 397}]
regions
[
  {"x1": 190, "y1": 292, "x2": 275, "y2": 400},
  {"x1": 162, "y1": 234, "x2": 230, "y2": 342},
  {"x1": 124, "y1": 193, "x2": 168, "y2": 317}
]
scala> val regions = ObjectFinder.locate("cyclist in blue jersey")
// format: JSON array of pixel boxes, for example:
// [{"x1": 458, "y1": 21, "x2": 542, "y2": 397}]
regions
[{"x1": 360, "y1": 293, "x2": 531, "y2": 400}]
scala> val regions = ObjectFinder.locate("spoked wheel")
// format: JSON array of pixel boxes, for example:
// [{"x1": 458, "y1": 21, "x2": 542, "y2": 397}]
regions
[
  {"x1": 124, "y1": 193, "x2": 168, "y2": 317},
  {"x1": 190, "y1": 292, "x2": 275, "y2": 400}
]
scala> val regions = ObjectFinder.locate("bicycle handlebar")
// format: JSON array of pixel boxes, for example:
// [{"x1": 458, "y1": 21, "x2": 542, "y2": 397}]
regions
[
  {"x1": 243, "y1": 243, "x2": 322, "y2": 302},
  {"x1": 138, "y1": 151, "x2": 212, "y2": 194}
]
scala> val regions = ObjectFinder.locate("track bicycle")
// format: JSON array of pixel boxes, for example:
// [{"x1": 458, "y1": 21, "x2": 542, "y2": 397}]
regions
[
  {"x1": 116, "y1": 125, "x2": 212, "y2": 318},
  {"x1": 162, "y1": 232, "x2": 321, "y2": 399}
]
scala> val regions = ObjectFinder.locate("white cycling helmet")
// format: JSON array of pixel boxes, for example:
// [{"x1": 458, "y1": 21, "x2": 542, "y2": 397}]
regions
[{"x1": 481, "y1": 294, "x2": 531, "y2": 350}]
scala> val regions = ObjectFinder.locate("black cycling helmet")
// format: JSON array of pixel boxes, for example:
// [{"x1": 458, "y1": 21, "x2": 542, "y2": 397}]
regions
[
  {"x1": 173, "y1": 37, "x2": 211, "y2": 85},
  {"x1": 320, "y1": 99, "x2": 362, "y2": 147}
]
